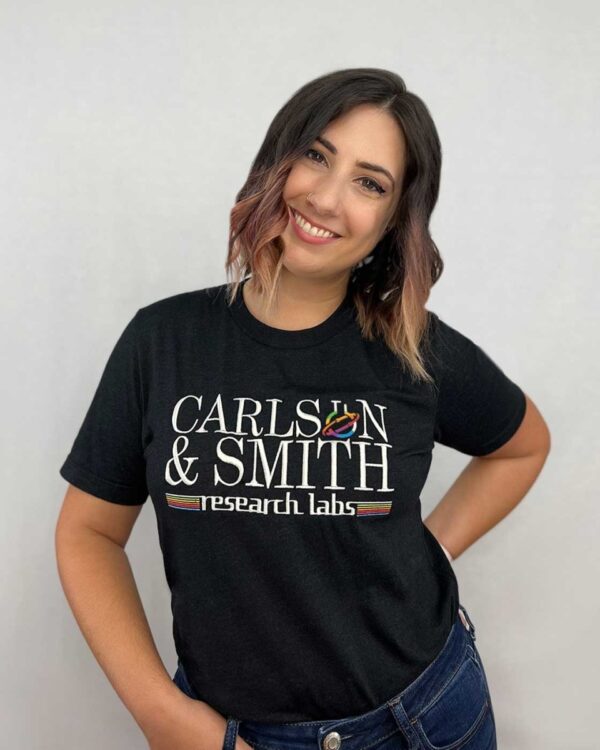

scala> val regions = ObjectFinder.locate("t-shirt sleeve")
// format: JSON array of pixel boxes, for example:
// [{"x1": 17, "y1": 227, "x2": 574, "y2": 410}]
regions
[
  {"x1": 428, "y1": 312, "x2": 527, "y2": 456},
  {"x1": 59, "y1": 310, "x2": 149, "y2": 505}
]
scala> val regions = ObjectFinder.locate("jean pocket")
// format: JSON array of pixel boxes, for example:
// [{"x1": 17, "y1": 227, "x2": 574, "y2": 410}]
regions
[{"x1": 414, "y1": 646, "x2": 494, "y2": 749}]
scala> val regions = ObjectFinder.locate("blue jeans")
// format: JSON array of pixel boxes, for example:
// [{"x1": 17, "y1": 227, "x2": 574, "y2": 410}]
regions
[{"x1": 172, "y1": 603, "x2": 497, "y2": 750}]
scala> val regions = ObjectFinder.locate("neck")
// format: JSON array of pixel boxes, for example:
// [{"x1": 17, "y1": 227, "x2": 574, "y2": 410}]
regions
[{"x1": 243, "y1": 270, "x2": 351, "y2": 331}]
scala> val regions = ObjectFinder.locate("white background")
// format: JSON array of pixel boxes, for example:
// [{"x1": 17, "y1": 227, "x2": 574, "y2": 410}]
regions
[{"x1": 2, "y1": 1, "x2": 599, "y2": 747}]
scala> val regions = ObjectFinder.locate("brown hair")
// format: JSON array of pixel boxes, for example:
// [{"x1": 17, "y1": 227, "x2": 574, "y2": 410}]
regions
[{"x1": 224, "y1": 67, "x2": 444, "y2": 384}]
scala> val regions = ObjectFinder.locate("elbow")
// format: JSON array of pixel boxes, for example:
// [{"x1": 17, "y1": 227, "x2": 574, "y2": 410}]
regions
[
  {"x1": 542, "y1": 424, "x2": 552, "y2": 456},
  {"x1": 529, "y1": 416, "x2": 551, "y2": 469},
  {"x1": 534, "y1": 406, "x2": 552, "y2": 458}
]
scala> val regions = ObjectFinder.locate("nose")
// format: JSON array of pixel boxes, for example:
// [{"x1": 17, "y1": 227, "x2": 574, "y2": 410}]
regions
[{"x1": 306, "y1": 177, "x2": 344, "y2": 217}]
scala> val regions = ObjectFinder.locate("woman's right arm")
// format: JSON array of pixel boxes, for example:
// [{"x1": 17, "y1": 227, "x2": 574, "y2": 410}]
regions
[{"x1": 55, "y1": 485, "x2": 253, "y2": 750}]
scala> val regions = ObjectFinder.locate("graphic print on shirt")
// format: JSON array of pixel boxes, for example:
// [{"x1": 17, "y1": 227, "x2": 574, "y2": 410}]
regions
[{"x1": 163, "y1": 393, "x2": 394, "y2": 518}]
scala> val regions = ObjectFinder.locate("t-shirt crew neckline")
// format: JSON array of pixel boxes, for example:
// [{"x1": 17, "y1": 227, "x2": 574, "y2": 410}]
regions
[{"x1": 227, "y1": 277, "x2": 357, "y2": 349}]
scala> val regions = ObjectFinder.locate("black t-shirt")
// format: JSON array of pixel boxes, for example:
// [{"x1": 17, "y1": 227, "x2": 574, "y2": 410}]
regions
[{"x1": 59, "y1": 279, "x2": 526, "y2": 722}]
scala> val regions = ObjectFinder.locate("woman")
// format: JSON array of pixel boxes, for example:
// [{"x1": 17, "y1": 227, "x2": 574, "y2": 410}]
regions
[{"x1": 56, "y1": 68, "x2": 550, "y2": 750}]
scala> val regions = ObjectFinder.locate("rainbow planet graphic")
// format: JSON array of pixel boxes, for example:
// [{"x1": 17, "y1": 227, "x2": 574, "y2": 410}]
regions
[{"x1": 321, "y1": 410, "x2": 360, "y2": 439}]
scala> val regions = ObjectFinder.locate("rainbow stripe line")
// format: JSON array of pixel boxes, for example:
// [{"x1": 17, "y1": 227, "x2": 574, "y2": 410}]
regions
[
  {"x1": 165, "y1": 494, "x2": 204, "y2": 511},
  {"x1": 354, "y1": 501, "x2": 393, "y2": 517}
]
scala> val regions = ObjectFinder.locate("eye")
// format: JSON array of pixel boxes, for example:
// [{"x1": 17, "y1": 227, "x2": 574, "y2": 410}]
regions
[
  {"x1": 305, "y1": 148, "x2": 327, "y2": 164},
  {"x1": 303, "y1": 149, "x2": 386, "y2": 195},
  {"x1": 359, "y1": 177, "x2": 386, "y2": 195}
]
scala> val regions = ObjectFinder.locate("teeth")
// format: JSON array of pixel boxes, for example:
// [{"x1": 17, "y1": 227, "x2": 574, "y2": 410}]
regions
[{"x1": 293, "y1": 209, "x2": 337, "y2": 238}]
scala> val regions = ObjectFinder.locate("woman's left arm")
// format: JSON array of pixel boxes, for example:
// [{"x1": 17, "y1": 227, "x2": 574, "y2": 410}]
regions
[{"x1": 424, "y1": 394, "x2": 551, "y2": 561}]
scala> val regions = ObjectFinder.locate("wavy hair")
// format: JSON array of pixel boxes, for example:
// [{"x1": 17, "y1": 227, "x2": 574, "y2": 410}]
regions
[{"x1": 224, "y1": 67, "x2": 444, "y2": 384}]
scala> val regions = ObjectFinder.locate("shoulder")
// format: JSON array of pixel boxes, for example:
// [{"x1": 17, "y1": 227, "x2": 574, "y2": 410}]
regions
[
  {"x1": 421, "y1": 309, "x2": 450, "y2": 365},
  {"x1": 133, "y1": 282, "x2": 229, "y2": 335},
  {"x1": 421, "y1": 309, "x2": 479, "y2": 382},
  {"x1": 424, "y1": 309, "x2": 467, "y2": 351}
]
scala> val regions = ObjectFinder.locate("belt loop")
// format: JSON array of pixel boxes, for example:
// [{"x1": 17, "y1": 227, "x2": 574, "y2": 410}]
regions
[
  {"x1": 459, "y1": 604, "x2": 477, "y2": 641},
  {"x1": 222, "y1": 717, "x2": 240, "y2": 750},
  {"x1": 388, "y1": 698, "x2": 421, "y2": 749}
]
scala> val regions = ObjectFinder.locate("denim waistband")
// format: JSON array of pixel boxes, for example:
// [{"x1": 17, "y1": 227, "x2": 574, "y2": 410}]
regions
[{"x1": 180, "y1": 603, "x2": 477, "y2": 750}]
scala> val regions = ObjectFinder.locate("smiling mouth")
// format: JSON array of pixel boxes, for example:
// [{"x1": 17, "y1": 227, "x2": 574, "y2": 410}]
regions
[{"x1": 290, "y1": 207, "x2": 341, "y2": 238}]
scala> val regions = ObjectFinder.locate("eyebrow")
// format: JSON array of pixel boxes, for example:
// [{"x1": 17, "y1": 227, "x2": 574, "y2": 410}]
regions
[{"x1": 315, "y1": 135, "x2": 396, "y2": 190}]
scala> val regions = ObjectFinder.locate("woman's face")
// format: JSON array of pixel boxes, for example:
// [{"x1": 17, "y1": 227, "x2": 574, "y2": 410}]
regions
[{"x1": 281, "y1": 103, "x2": 406, "y2": 280}]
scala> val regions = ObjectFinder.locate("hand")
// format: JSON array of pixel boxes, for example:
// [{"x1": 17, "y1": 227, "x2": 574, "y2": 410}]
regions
[{"x1": 145, "y1": 692, "x2": 254, "y2": 750}]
